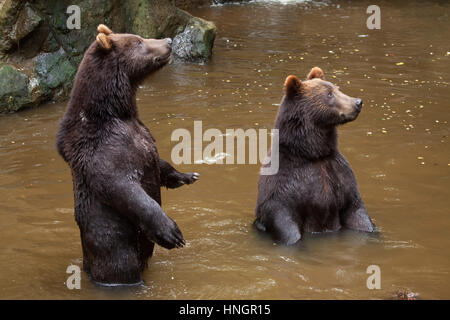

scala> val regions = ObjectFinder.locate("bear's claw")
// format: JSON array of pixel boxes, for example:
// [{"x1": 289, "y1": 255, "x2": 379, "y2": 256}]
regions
[
  {"x1": 154, "y1": 222, "x2": 186, "y2": 250},
  {"x1": 184, "y1": 172, "x2": 200, "y2": 184}
]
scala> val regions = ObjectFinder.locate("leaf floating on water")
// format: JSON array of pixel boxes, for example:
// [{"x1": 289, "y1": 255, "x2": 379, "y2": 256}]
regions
[
  {"x1": 194, "y1": 153, "x2": 230, "y2": 165},
  {"x1": 56, "y1": 208, "x2": 74, "y2": 214}
]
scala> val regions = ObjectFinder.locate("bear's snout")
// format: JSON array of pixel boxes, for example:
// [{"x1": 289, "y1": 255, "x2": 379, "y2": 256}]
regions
[
  {"x1": 355, "y1": 98, "x2": 363, "y2": 112},
  {"x1": 338, "y1": 97, "x2": 362, "y2": 123}
]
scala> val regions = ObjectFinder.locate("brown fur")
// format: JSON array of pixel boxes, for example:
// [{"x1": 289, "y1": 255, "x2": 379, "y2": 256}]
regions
[
  {"x1": 56, "y1": 27, "x2": 198, "y2": 285},
  {"x1": 96, "y1": 33, "x2": 111, "y2": 50},
  {"x1": 307, "y1": 66, "x2": 325, "y2": 80},
  {"x1": 255, "y1": 67, "x2": 375, "y2": 245},
  {"x1": 284, "y1": 75, "x2": 302, "y2": 97},
  {"x1": 97, "y1": 24, "x2": 113, "y2": 35}
]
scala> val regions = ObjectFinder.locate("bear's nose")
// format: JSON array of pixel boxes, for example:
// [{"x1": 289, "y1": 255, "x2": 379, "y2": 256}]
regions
[
  {"x1": 166, "y1": 38, "x2": 172, "y2": 46},
  {"x1": 355, "y1": 98, "x2": 363, "y2": 111}
]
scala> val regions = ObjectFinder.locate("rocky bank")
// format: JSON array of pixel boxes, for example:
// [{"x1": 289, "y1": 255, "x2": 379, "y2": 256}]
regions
[{"x1": 0, "y1": 0, "x2": 216, "y2": 113}]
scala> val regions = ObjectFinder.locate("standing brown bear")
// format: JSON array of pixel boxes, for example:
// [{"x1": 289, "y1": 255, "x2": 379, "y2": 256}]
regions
[
  {"x1": 56, "y1": 25, "x2": 199, "y2": 285},
  {"x1": 255, "y1": 67, "x2": 375, "y2": 245}
]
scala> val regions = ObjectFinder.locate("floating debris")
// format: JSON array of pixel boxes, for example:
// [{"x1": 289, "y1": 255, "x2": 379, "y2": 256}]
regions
[
  {"x1": 194, "y1": 152, "x2": 230, "y2": 165},
  {"x1": 395, "y1": 289, "x2": 419, "y2": 300}
]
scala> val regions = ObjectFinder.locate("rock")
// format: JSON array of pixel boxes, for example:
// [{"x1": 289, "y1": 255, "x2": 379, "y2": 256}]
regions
[
  {"x1": 0, "y1": 0, "x2": 24, "y2": 55},
  {"x1": 34, "y1": 47, "x2": 76, "y2": 99},
  {"x1": 12, "y1": 3, "x2": 42, "y2": 43},
  {"x1": 0, "y1": 64, "x2": 32, "y2": 113},
  {"x1": 127, "y1": 0, "x2": 180, "y2": 39},
  {"x1": 27, "y1": 76, "x2": 41, "y2": 105},
  {"x1": 173, "y1": 17, "x2": 216, "y2": 62},
  {"x1": 175, "y1": 0, "x2": 211, "y2": 9},
  {"x1": 127, "y1": 1, "x2": 216, "y2": 62},
  {"x1": 32, "y1": 0, "x2": 128, "y2": 59},
  {"x1": 127, "y1": 0, "x2": 217, "y2": 61}
]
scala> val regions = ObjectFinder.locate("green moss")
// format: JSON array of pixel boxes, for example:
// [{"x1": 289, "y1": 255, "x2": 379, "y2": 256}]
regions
[
  {"x1": 0, "y1": 64, "x2": 31, "y2": 112},
  {"x1": 34, "y1": 48, "x2": 76, "y2": 98}
]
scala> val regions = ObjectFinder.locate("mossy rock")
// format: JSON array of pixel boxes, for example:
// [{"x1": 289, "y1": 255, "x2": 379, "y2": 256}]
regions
[
  {"x1": 0, "y1": 64, "x2": 32, "y2": 112},
  {"x1": 34, "y1": 47, "x2": 76, "y2": 99},
  {"x1": 13, "y1": 3, "x2": 42, "y2": 42},
  {"x1": 172, "y1": 16, "x2": 216, "y2": 62}
]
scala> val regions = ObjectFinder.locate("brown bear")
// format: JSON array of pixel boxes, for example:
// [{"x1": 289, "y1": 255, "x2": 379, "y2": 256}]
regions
[
  {"x1": 56, "y1": 25, "x2": 199, "y2": 285},
  {"x1": 254, "y1": 67, "x2": 375, "y2": 245}
]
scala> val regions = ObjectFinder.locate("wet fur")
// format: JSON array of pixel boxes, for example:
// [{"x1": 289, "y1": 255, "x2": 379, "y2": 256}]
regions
[
  {"x1": 56, "y1": 28, "x2": 197, "y2": 285},
  {"x1": 255, "y1": 68, "x2": 375, "y2": 245}
]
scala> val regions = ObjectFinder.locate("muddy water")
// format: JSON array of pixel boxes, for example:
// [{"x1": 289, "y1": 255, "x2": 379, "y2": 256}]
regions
[{"x1": 1, "y1": 0, "x2": 449, "y2": 299}]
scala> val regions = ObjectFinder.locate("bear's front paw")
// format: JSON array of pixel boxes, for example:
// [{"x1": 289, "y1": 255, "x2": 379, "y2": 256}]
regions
[
  {"x1": 153, "y1": 220, "x2": 186, "y2": 250},
  {"x1": 181, "y1": 172, "x2": 200, "y2": 185}
]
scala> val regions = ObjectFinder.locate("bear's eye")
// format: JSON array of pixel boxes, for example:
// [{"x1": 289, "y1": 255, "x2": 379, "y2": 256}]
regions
[{"x1": 328, "y1": 91, "x2": 334, "y2": 99}]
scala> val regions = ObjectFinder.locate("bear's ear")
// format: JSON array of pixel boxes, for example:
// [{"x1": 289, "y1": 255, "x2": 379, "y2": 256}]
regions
[
  {"x1": 97, "y1": 24, "x2": 113, "y2": 35},
  {"x1": 284, "y1": 75, "x2": 302, "y2": 97},
  {"x1": 307, "y1": 67, "x2": 325, "y2": 80},
  {"x1": 96, "y1": 33, "x2": 112, "y2": 51}
]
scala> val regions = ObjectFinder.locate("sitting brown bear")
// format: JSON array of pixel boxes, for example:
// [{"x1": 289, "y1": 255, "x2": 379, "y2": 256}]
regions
[
  {"x1": 56, "y1": 25, "x2": 199, "y2": 285},
  {"x1": 254, "y1": 67, "x2": 375, "y2": 245}
]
